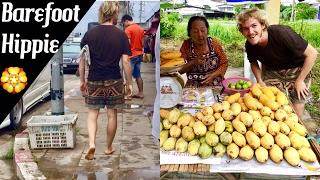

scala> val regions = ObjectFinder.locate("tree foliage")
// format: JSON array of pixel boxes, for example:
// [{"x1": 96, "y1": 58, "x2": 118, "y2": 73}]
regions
[
  {"x1": 234, "y1": 5, "x2": 243, "y2": 15},
  {"x1": 295, "y1": 3, "x2": 318, "y2": 20},
  {"x1": 160, "y1": 12, "x2": 179, "y2": 38},
  {"x1": 281, "y1": 3, "x2": 318, "y2": 20}
]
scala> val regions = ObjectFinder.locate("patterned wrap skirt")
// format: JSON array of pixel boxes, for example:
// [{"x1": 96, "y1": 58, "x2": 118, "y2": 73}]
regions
[
  {"x1": 85, "y1": 79, "x2": 124, "y2": 109},
  {"x1": 262, "y1": 66, "x2": 312, "y2": 103}
]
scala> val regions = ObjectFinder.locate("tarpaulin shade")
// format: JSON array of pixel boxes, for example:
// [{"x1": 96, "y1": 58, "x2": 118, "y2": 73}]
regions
[{"x1": 226, "y1": 0, "x2": 267, "y2": 3}]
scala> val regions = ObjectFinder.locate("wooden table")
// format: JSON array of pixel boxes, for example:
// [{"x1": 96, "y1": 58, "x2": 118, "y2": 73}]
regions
[
  {"x1": 160, "y1": 164, "x2": 221, "y2": 179},
  {"x1": 160, "y1": 164, "x2": 210, "y2": 173}
]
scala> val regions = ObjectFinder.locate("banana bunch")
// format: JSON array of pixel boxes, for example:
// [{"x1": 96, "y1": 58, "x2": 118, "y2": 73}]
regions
[{"x1": 160, "y1": 50, "x2": 185, "y2": 68}]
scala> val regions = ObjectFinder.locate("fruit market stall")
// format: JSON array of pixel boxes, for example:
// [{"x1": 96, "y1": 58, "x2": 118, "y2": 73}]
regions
[
  {"x1": 160, "y1": 90, "x2": 320, "y2": 177},
  {"x1": 160, "y1": 51, "x2": 320, "y2": 177}
]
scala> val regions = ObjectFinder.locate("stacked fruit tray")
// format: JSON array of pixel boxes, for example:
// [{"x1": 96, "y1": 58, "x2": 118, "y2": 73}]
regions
[
  {"x1": 160, "y1": 50, "x2": 185, "y2": 74},
  {"x1": 160, "y1": 84, "x2": 320, "y2": 172}
]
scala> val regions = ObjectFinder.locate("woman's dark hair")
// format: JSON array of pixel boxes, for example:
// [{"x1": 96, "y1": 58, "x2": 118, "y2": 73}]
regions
[{"x1": 187, "y1": 16, "x2": 209, "y2": 37}]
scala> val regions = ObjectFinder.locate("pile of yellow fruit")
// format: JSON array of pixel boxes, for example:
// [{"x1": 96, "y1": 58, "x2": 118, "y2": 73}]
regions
[
  {"x1": 160, "y1": 50, "x2": 185, "y2": 68},
  {"x1": 160, "y1": 84, "x2": 317, "y2": 167}
]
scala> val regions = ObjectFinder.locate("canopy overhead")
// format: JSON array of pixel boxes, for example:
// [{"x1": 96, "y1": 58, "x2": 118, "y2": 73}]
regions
[{"x1": 225, "y1": 0, "x2": 267, "y2": 5}]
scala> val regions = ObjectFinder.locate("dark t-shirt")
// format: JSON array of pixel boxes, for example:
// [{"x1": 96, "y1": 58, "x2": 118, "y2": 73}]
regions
[
  {"x1": 245, "y1": 25, "x2": 308, "y2": 70},
  {"x1": 81, "y1": 25, "x2": 131, "y2": 81}
]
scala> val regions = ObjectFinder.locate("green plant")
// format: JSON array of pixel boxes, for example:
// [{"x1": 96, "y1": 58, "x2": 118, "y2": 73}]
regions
[
  {"x1": 249, "y1": 3, "x2": 265, "y2": 9},
  {"x1": 305, "y1": 50, "x2": 320, "y2": 118},
  {"x1": 2, "y1": 144, "x2": 14, "y2": 160},
  {"x1": 160, "y1": 12, "x2": 180, "y2": 38},
  {"x1": 160, "y1": 2, "x2": 186, "y2": 9},
  {"x1": 310, "y1": 54, "x2": 320, "y2": 100},
  {"x1": 281, "y1": 3, "x2": 318, "y2": 21},
  {"x1": 295, "y1": 3, "x2": 318, "y2": 20},
  {"x1": 174, "y1": 24, "x2": 187, "y2": 40},
  {"x1": 224, "y1": 42, "x2": 245, "y2": 68},
  {"x1": 234, "y1": 5, "x2": 243, "y2": 15},
  {"x1": 160, "y1": 3, "x2": 174, "y2": 9},
  {"x1": 305, "y1": 103, "x2": 320, "y2": 117},
  {"x1": 281, "y1": 7, "x2": 292, "y2": 20},
  {"x1": 281, "y1": 21, "x2": 320, "y2": 47},
  {"x1": 208, "y1": 22, "x2": 244, "y2": 45}
]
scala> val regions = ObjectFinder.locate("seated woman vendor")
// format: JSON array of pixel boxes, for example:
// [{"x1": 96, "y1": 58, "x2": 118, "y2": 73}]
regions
[{"x1": 179, "y1": 16, "x2": 228, "y2": 88}]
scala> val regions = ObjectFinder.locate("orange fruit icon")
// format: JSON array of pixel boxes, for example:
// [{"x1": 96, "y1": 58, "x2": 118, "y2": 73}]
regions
[{"x1": 1, "y1": 67, "x2": 27, "y2": 94}]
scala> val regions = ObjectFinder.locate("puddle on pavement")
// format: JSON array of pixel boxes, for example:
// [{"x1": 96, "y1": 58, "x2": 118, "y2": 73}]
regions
[
  {"x1": 117, "y1": 166, "x2": 160, "y2": 179},
  {"x1": 66, "y1": 89, "x2": 82, "y2": 97},
  {"x1": 127, "y1": 143, "x2": 142, "y2": 151},
  {"x1": 76, "y1": 171, "x2": 110, "y2": 180},
  {"x1": 74, "y1": 166, "x2": 159, "y2": 180},
  {"x1": 38, "y1": 157, "x2": 78, "y2": 179}
]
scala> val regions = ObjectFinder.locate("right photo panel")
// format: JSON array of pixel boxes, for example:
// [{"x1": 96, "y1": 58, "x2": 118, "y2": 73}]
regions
[{"x1": 159, "y1": 0, "x2": 320, "y2": 179}]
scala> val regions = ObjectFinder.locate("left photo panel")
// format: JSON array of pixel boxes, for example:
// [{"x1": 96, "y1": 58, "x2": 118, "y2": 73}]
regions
[{"x1": 0, "y1": 1, "x2": 160, "y2": 179}]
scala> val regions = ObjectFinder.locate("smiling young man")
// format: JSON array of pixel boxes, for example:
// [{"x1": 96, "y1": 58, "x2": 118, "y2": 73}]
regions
[{"x1": 237, "y1": 8, "x2": 318, "y2": 118}]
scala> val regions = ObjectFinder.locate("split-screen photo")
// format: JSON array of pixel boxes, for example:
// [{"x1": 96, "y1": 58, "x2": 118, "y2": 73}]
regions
[{"x1": 0, "y1": 0, "x2": 320, "y2": 179}]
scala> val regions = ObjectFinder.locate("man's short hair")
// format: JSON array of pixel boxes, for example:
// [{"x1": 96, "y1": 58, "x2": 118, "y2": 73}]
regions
[
  {"x1": 237, "y1": 8, "x2": 269, "y2": 33},
  {"x1": 121, "y1": 14, "x2": 133, "y2": 22}
]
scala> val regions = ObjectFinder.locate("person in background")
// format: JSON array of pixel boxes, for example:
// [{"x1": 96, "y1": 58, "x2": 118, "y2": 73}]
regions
[
  {"x1": 143, "y1": 32, "x2": 152, "y2": 63},
  {"x1": 179, "y1": 16, "x2": 228, "y2": 88},
  {"x1": 237, "y1": 8, "x2": 318, "y2": 118},
  {"x1": 79, "y1": 1, "x2": 133, "y2": 160},
  {"x1": 145, "y1": 10, "x2": 160, "y2": 62},
  {"x1": 121, "y1": 14, "x2": 145, "y2": 99}
]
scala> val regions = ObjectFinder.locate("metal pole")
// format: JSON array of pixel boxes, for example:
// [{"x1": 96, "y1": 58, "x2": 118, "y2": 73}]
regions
[
  {"x1": 51, "y1": 46, "x2": 64, "y2": 115},
  {"x1": 291, "y1": 0, "x2": 296, "y2": 22}
]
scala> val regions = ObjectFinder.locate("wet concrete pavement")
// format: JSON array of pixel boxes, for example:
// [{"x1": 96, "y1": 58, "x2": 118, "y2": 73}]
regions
[
  {"x1": 28, "y1": 62, "x2": 159, "y2": 179},
  {"x1": 0, "y1": 133, "x2": 16, "y2": 180}
]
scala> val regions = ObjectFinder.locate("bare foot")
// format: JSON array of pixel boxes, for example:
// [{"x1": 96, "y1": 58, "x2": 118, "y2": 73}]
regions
[
  {"x1": 85, "y1": 147, "x2": 95, "y2": 160},
  {"x1": 104, "y1": 148, "x2": 115, "y2": 155}
]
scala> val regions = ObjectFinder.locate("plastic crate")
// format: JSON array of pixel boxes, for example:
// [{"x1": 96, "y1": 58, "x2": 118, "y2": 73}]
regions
[{"x1": 27, "y1": 114, "x2": 78, "y2": 149}]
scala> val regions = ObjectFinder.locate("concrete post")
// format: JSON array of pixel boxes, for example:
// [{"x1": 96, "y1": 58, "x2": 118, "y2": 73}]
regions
[
  {"x1": 266, "y1": 0, "x2": 281, "y2": 25},
  {"x1": 51, "y1": 46, "x2": 64, "y2": 115}
]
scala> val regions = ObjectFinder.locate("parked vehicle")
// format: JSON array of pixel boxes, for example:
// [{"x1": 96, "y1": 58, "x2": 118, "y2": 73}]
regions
[
  {"x1": 88, "y1": 22, "x2": 99, "y2": 31},
  {"x1": 0, "y1": 62, "x2": 51, "y2": 130},
  {"x1": 63, "y1": 42, "x2": 81, "y2": 73}
]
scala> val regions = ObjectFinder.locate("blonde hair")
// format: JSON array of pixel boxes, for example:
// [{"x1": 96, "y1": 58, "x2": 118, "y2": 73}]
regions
[
  {"x1": 236, "y1": 8, "x2": 269, "y2": 33},
  {"x1": 98, "y1": 1, "x2": 120, "y2": 24}
]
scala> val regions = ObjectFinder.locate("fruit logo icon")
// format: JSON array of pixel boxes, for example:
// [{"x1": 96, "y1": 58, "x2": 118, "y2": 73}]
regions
[{"x1": 1, "y1": 67, "x2": 27, "y2": 94}]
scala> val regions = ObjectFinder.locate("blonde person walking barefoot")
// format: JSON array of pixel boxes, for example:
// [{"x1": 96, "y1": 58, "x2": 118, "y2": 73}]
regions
[{"x1": 79, "y1": 1, "x2": 133, "y2": 160}]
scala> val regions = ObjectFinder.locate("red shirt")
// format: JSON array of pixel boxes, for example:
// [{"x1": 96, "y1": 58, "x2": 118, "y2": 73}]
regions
[{"x1": 125, "y1": 23, "x2": 144, "y2": 58}]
